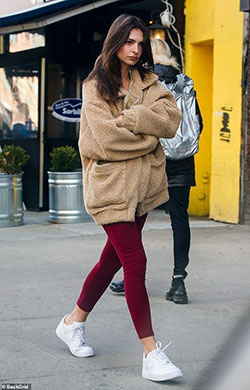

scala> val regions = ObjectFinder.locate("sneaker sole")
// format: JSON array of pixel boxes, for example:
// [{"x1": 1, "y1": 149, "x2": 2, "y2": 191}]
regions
[
  {"x1": 110, "y1": 290, "x2": 125, "y2": 295},
  {"x1": 142, "y1": 370, "x2": 182, "y2": 382},
  {"x1": 56, "y1": 324, "x2": 94, "y2": 358}
]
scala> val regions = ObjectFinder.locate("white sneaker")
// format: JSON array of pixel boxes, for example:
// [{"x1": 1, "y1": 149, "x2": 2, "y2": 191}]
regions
[
  {"x1": 56, "y1": 314, "x2": 94, "y2": 357},
  {"x1": 142, "y1": 341, "x2": 182, "y2": 381}
]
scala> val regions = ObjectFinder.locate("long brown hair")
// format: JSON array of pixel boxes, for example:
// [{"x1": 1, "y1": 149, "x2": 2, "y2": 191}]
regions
[{"x1": 85, "y1": 14, "x2": 154, "y2": 101}]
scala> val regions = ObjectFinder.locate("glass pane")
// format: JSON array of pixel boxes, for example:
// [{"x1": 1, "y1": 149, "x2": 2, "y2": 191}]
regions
[
  {"x1": 47, "y1": 63, "x2": 79, "y2": 139},
  {"x1": 9, "y1": 31, "x2": 45, "y2": 53},
  {"x1": 0, "y1": 64, "x2": 39, "y2": 139}
]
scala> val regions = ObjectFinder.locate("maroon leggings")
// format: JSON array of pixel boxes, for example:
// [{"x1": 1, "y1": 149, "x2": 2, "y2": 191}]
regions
[{"x1": 77, "y1": 214, "x2": 154, "y2": 339}]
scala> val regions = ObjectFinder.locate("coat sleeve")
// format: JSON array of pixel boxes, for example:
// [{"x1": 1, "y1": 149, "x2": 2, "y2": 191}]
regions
[
  {"x1": 79, "y1": 81, "x2": 158, "y2": 161},
  {"x1": 121, "y1": 82, "x2": 181, "y2": 139}
]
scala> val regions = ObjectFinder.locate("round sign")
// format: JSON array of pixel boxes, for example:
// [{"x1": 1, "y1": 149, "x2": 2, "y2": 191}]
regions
[{"x1": 52, "y1": 98, "x2": 82, "y2": 122}]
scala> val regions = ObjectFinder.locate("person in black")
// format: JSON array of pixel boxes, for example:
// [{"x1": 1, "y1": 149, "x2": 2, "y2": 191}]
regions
[{"x1": 110, "y1": 38, "x2": 203, "y2": 304}]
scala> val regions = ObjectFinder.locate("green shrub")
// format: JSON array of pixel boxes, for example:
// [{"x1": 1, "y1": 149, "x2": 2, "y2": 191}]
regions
[
  {"x1": 50, "y1": 146, "x2": 81, "y2": 172},
  {"x1": 0, "y1": 145, "x2": 30, "y2": 175}
]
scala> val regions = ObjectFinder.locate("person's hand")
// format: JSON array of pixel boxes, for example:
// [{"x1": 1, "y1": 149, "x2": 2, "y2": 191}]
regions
[{"x1": 117, "y1": 114, "x2": 124, "y2": 125}]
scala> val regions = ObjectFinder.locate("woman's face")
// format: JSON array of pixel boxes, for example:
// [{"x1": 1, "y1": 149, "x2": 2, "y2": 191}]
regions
[{"x1": 116, "y1": 28, "x2": 144, "y2": 70}]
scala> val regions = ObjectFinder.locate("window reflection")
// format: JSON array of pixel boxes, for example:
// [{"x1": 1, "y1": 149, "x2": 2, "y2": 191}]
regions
[
  {"x1": 9, "y1": 31, "x2": 45, "y2": 53},
  {"x1": 0, "y1": 65, "x2": 39, "y2": 139}
]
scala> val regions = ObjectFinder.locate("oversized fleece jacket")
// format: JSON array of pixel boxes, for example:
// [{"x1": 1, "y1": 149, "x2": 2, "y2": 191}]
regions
[{"x1": 78, "y1": 68, "x2": 181, "y2": 225}]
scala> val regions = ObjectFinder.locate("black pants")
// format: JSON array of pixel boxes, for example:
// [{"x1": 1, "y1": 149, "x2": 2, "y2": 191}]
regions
[{"x1": 167, "y1": 186, "x2": 191, "y2": 279}]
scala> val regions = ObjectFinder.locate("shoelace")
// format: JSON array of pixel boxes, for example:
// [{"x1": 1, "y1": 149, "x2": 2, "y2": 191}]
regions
[
  {"x1": 72, "y1": 324, "x2": 86, "y2": 346},
  {"x1": 151, "y1": 341, "x2": 172, "y2": 366}
]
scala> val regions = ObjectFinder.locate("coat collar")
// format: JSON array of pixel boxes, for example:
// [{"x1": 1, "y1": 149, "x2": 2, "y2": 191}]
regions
[
  {"x1": 130, "y1": 68, "x2": 159, "y2": 89},
  {"x1": 118, "y1": 68, "x2": 159, "y2": 97}
]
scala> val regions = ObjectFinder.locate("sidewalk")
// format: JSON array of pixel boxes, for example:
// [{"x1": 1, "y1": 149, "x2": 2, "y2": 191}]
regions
[{"x1": 1, "y1": 209, "x2": 250, "y2": 390}]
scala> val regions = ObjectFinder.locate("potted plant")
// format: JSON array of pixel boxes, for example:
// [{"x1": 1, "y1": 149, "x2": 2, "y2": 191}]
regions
[
  {"x1": 0, "y1": 145, "x2": 30, "y2": 227},
  {"x1": 48, "y1": 145, "x2": 87, "y2": 223}
]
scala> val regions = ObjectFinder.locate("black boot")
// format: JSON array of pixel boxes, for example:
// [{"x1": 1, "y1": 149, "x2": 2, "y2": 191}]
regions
[
  {"x1": 165, "y1": 281, "x2": 175, "y2": 301},
  {"x1": 109, "y1": 280, "x2": 124, "y2": 294},
  {"x1": 165, "y1": 278, "x2": 188, "y2": 304}
]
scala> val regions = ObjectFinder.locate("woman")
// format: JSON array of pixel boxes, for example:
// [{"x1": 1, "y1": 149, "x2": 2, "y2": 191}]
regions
[
  {"x1": 56, "y1": 14, "x2": 182, "y2": 382},
  {"x1": 152, "y1": 38, "x2": 203, "y2": 303},
  {"x1": 110, "y1": 38, "x2": 203, "y2": 304}
]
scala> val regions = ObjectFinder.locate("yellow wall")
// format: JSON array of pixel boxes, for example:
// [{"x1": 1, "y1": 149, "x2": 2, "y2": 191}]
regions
[
  {"x1": 185, "y1": 0, "x2": 244, "y2": 223},
  {"x1": 188, "y1": 42, "x2": 213, "y2": 216}
]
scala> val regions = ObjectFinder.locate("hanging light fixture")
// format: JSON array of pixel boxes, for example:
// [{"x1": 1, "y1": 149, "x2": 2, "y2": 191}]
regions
[
  {"x1": 148, "y1": 21, "x2": 166, "y2": 40},
  {"x1": 149, "y1": 1, "x2": 185, "y2": 70},
  {"x1": 148, "y1": 11, "x2": 166, "y2": 40}
]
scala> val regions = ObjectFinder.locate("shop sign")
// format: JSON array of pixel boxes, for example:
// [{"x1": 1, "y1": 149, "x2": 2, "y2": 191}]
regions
[{"x1": 52, "y1": 98, "x2": 82, "y2": 122}]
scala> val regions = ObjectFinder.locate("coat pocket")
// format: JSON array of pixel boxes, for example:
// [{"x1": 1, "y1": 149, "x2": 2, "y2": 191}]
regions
[
  {"x1": 146, "y1": 148, "x2": 167, "y2": 199},
  {"x1": 86, "y1": 161, "x2": 126, "y2": 209}
]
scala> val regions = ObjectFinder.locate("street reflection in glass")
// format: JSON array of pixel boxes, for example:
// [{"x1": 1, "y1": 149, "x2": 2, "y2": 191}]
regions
[
  {"x1": 0, "y1": 65, "x2": 39, "y2": 139},
  {"x1": 9, "y1": 31, "x2": 45, "y2": 53}
]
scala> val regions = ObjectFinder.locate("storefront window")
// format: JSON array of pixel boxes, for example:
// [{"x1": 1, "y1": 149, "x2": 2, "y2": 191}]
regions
[
  {"x1": 47, "y1": 63, "x2": 80, "y2": 139},
  {"x1": 9, "y1": 31, "x2": 45, "y2": 53},
  {"x1": 0, "y1": 64, "x2": 39, "y2": 139}
]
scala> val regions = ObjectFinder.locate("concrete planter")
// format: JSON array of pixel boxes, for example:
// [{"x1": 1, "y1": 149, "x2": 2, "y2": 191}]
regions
[
  {"x1": 0, "y1": 174, "x2": 24, "y2": 227},
  {"x1": 48, "y1": 171, "x2": 87, "y2": 223}
]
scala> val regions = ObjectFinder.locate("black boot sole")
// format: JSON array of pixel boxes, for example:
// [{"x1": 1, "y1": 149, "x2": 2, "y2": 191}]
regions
[{"x1": 173, "y1": 297, "x2": 188, "y2": 304}]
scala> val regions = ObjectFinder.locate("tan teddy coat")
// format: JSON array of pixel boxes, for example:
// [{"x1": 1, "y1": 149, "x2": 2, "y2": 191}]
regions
[{"x1": 78, "y1": 68, "x2": 181, "y2": 225}]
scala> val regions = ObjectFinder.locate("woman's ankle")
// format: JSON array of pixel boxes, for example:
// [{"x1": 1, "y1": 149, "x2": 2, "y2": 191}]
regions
[
  {"x1": 141, "y1": 335, "x2": 157, "y2": 356},
  {"x1": 65, "y1": 306, "x2": 88, "y2": 325},
  {"x1": 64, "y1": 314, "x2": 75, "y2": 325}
]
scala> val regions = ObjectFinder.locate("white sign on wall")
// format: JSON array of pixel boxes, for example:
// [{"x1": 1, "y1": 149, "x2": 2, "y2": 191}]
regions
[{"x1": 0, "y1": 0, "x2": 64, "y2": 18}]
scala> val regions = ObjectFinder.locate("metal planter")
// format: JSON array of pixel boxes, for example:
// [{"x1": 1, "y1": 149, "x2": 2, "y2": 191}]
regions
[
  {"x1": 0, "y1": 174, "x2": 24, "y2": 227},
  {"x1": 48, "y1": 171, "x2": 87, "y2": 223}
]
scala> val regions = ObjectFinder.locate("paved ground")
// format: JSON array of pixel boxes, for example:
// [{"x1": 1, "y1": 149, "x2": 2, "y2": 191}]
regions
[{"x1": 0, "y1": 209, "x2": 250, "y2": 390}]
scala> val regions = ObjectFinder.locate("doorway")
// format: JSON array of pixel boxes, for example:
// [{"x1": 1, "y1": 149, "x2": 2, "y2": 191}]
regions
[
  {"x1": 188, "y1": 41, "x2": 214, "y2": 216},
  {"x1": 41, "y1": 62, "x2": 86, "y2": 209}
]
